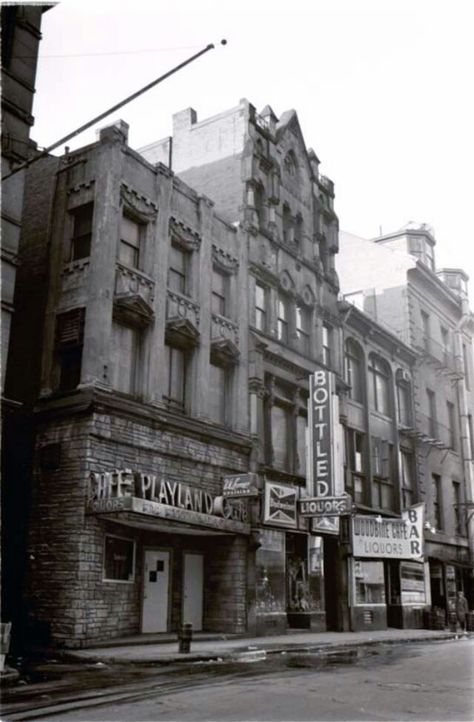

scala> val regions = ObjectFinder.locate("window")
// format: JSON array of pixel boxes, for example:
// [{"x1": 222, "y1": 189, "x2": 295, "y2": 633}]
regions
[
  {"x1": 421, "y1": 311, "x2": 430, "y2": 352},
  {"x1": 296, "y1": 415, "x2": 307, "y2": 477},
  {"x1": 399, "y1": 561, "x2": 428, "y2": 605},
  {"x1": 346, "y1": 339, "x2": 364, "y2": 403},
  {"x1": 426, "y1": 389, "x2": 437, "y2": 437},
  {"x1": 397, "y1": 379, "x2": 411, "y2": 426},
  {"x1": 70, "y1": 203, "x2": 93, "y2": 261},
  {"x1": 282, "y1": 204, "x2": 292, "y2": 244},
  {"x1": 368, "y1": 355, "x2": 390, "y2": 416},
  {"x1": 294, "y1": 215, "x2": 303, "y2": 247},
  {"x1": 55, "y1": 308, "x2": 85, "y2": 391},
  {"x1": 277, "y1": 294, "x2": 289, "y2": 343},
  {"x1": 271, "y1": 403, "x2": 291, "y2": 470},
  {"x1": 425, "y1": 242, "x2": 435, "y2": 271},
  {"x1": 164, "y1": 345, "x2": 186, "y2": 409},
  {"x1": 432, "y1": 474, "x2": 443, "y2": 530},
  {"x1": 447, "y1": 401, "x2": 456, "y2": 450},
  {"x1": 441, "y1": 327, "x2": 449, "y2": 364},
  {"x1": 103, "y1": 535, "x2": 135, "y2": 582},
  {"x1": 208, "y1": 362, "x2": 227, "y2": 424},
  {"x1": 468, "y1": 414, "x2": 474, "y2": 453},
  {"x1": 254, "y1": 184, "x2": 266, "y2": 229},
  {"x1": 111, "y1": 321, "x2": 141, "y2": 395},
  {"x1": 463, "y1": 344, "x2": 471, "y2": 389},
  {"x1": 168, "y1": 244, "x2": 188, "y2": 295},
  {"x1": 372, "y1": 438, "x2": 394, "y2": 510},
  {"x1": 119, "y1": 215, "x2": 141, "y2": 268},
  {"x1": 452, "y1": 481, "x2": 463, "y2": 536},
  {"x1": 353, "y1": 560, "x2": 386, "y2": 605},
  {"x1": 1, "y1": 7, "x2": 17, "y2": 69},
  {"x1": 212, "y1": 267, "x2": 229, "y2": 317},
  {"x1": 322, "y1": 325, "x2": 331, "y2": 366},
  {"x1": 296, "y1": 305, "x2": 311, "y2": 354},
  {"x1": 400, "y1": 450, "x2": 415, "y2": 509},
  {"x1": 255, "y1": 282, "x2": 267, "y2": 331},
  {"x1": 345, "y1": 429, "x2": 365, "y2": 504}
]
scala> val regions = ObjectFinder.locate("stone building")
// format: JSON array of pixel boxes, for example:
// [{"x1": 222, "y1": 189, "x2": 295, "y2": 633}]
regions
[
  {"x1": 141, "y1": 100, "x2": 342, "y2": 635},
  {"x1": 338, "y1": 225, "x2": 474, "y2": 620},
  {"x1": 5, "y1": 121, "x2": 252, "y2": 647},
  {"x1": 340, "y1": 303, "x2": 427, "y2": 631},
  {"x1": 6, "y1": 99, "x2": 344, "y2": 647}
]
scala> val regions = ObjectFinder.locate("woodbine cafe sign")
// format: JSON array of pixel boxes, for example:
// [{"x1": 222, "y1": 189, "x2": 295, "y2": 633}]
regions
[
  {"x1": 351, "y1": 504, "x2": 425, "y2": 560},
  {"x1": 87, "y1": 470, "x2": 250, "y2": 531}
]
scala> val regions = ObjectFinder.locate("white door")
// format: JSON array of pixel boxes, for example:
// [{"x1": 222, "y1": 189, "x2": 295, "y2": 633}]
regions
[
  {"x1": 183, "y1": 553, "x2": 204, "y2": 631},
  {"x1": 142, "y1": 550, "x2": 170, "y2": 633}
]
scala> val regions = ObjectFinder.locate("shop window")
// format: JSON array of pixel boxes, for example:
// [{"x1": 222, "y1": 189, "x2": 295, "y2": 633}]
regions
[
  {"x1": 119, "y1": 214, "x2": 142, "y2": 269},
  {"x1": 368, "y1": 354, "x2": 391, "y2": 416},
  {"x1": 255, "y1": 281, "x2": 268, "y2": 332},
  {"x1": 255, "y1": 529, "x2": 286, "y2": 613},
  {"x1": 352, "y1": 560, "x2": 386, "y2": 605},
  {"x1": 308, "y1": 536, "x2": 324, "y2": 612},
  {"x1": 286, "y1": 533, "x2": 311, "y2": 616},
  {"x1": 211, "y1": 267, "x2": 229, "y2": 317},
  {"x1": 103, "y1": 535, "x2": 135, "y2": 583},
  {"x1": 432, "y1": 473, "x2": 443, "y2": 530},
  {"x1": 399, "y1": 561, "x2": 428, "y2": 605},
  {"x1": 345, "y1": 429, "x2": 366, "y2": 504},
  {"x1": 70, "y1": 203, "x2": 93, "y2": 261},
  {"x1": 111, "y1": 321, "x2": 141, "y2": 395},
  {"x1": 277, "y1": 293, "x2": 289, "y2": 343},
  {"x1": 296, "y1": 304, "x2": 311, "y2": 354},
  {"x1": 372, "y1": 438, "x2": 394, "y2": 510},
  {"x1": 447, "y1": 401, "x2": 456, "y2": 450},
  {"x1": 168, "y1": 243, "x2": 189, "y2": 295},
  {"x1": 322, "y1": 324, "x2": 332, "y2": 366},
  {"x1": 400, "y1": 450, "x2": 415, "y2": 509},
  {"x1": 164, "y1": 344, "x2": 187, "y2": 410},
  {"x1": 345, "y1": 339, "x2": 364, "y2": 403},
  {"x1": 208, "y1": 362, "x2": 227, "y2": 424},
  {"x1": 55, "y1": 308, "x2": 85, "y2": 391}
]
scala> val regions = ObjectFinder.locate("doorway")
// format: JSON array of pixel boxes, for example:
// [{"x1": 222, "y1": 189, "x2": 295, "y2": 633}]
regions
[
  {"x1": 142, "y1": 549, "x2": 170, "y2": 633},
  {"x1": 183, "y1": 552, "x2": 204, "y2": 630}
]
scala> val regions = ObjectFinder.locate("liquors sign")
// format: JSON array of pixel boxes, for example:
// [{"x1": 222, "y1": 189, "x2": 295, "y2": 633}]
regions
[{"x1": 351, "y1": 505, "x2": 425, "y2": 560}]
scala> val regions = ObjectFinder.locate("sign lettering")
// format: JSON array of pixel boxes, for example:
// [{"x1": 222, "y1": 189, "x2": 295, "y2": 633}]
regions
[
  {"x1": 299, "y1": 495, "x2": 352, "y2": 517},
  {"x1": 351, "y1": 505, "x2": 425, "y2": 559},
  {"x1": 308, "y1": 368, "x2": 335, "y2": 498}
]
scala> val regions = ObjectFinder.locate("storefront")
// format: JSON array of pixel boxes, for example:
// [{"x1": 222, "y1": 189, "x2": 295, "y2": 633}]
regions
[
  {"x1": 86, "y1": 470, "x2": 251, "y2": 639},
  {"x1": 348, "y1": 506, "x2": 430, "y2": 630},
  {"x1": 427, "y1": 540, "x2": 472, "y2": 624},
  {"x1": 254, "y1": 480, "x2": 326, "y2": 635}
]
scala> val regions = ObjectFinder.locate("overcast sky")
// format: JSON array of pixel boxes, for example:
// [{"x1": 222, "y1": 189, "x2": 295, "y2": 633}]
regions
[{"x1": 31, "y1": 0, "x2": 474, "y2": 292}]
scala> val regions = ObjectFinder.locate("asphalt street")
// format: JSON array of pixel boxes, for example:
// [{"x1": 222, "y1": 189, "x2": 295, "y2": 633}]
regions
[{"x1": 22, "y1": 638, "x2": 473, "y2": 722}]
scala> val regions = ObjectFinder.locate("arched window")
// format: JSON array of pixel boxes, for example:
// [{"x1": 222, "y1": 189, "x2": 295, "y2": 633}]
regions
[
  {"x1": 396, "y1": 369, "x2": 412, "y2": 426},
  {"x1": 368, "y1": 354, "x2": 391, "y2": 416},
  {"x1": 284, "y1": 150, "x2": 297, "y2": 177},
  {"x1": 345, "y1": 339, "x2": 364, "y2": 403}
]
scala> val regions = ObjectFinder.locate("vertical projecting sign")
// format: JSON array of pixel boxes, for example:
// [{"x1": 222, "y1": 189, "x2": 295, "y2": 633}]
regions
[{"x1": 307, "y1": 368, "x2": 335, "y2": 498}]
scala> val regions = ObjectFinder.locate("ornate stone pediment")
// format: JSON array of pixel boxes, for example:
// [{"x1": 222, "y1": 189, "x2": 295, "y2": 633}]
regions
[
  {"x1": 169, "y1": 217, "x2": 201, "y2": 251},
  {"x1": 165, "y1": 317, "x2": 200, "y2": 349},
  {"x1": 113, "y1": 294, "x2": 154, "y2": 329},
  {"x1": 212, "y1": 245, "x2": 239, "y2": 273},
  {"x1": 210, "y1": 338, "x2": 240, "y2": 367},
  {"x1": 120, "y1": 184, "x2": 158, "y2": 221}
]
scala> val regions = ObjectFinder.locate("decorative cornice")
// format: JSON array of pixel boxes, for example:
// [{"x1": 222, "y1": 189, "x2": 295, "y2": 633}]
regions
[
  {"x1": 169, "y1": 216, "x2": 201, "y2": 250},
  {"x1": 120, "y1": 183, "x2": 158, "y2": 221},
  {"x1": 67, "y1": 180, "x2": 95, "y2": 196},
  {"x1": 212, "y1": 245, "x2": 239, "y2": 273}
]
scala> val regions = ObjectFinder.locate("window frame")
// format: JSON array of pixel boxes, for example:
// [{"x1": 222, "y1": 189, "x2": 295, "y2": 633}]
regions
[
  {"x1": 168, "y1": 243, "x2": 189, "y2": 296},
  {"x1": 296, "y1": 304, "x2": 311, "y2": 355},
  {"x1": 277, "y1": 293, "x2": 290, "y2": 344},
  {"x1": 208, "y1": 361, "x2": 228, "y2": 425},
  {"x1": 368, "y1": 354, "x2": 391, "y2": 417},
  {"x1": 211, "y1": 266, "x2": 229, "y2": 318},
  {"x1": 119, "y1": 213, "x2": 142, "y2": 269},
  {"x1": 346, "y1": 339, "x2": 364, "y2": 403},
  {"x1": 255, "y1": 281, "x2": 268, "y2": 332},
  {"x1": 164, "y1": 344, "x2": 187, "y2": 411},
  {"x1": 103, "y1": 534, "x2": 136, "y2": 584},
  {"x1": 70, "y1": 202, "x2": 94, "y2": 262}
]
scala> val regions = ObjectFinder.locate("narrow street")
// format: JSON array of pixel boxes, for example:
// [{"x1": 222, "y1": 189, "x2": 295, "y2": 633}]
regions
[{"x1": 5, "y1": 639, "x2": 472, "y2": 722}]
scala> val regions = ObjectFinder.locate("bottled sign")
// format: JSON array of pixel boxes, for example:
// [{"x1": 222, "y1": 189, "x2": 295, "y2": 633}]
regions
[{"x1": 308, "y1": 368, "x2": 335, "y2": 498}]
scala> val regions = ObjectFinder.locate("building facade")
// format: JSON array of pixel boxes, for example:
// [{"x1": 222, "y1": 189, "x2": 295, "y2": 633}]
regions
[{"x1": 338, "y1": 225, "x2": 474, "y2": 621}]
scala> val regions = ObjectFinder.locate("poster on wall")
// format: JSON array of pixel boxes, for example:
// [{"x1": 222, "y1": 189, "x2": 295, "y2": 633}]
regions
[{"x1": 263, "y1": 481, "x2": 297, "y2": 529}]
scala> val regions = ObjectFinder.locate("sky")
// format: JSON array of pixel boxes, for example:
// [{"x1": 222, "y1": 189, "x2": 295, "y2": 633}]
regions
[{"x1": 29, "y1": 0, "x2": 474, "y2": 291}]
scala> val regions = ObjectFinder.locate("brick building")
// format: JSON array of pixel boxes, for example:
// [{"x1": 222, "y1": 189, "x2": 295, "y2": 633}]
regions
[{"x1": 338, "y1": 225, "x2": 474, "y2": 620}]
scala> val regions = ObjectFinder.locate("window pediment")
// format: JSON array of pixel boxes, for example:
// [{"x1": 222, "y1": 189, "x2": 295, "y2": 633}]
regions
[
  {"x1": 120, "y1": 184, "x2": 158, "y2": 222},
  {"x1": 113, "y1": 294, "x2": 154, "y2": 329},
  {"x1": 169, "y1": 217, "x2": 201, "y2": 251},
  {"x1": 210, "y1": 338, "x2": 240, "y2": 367},
  {"x1": 165, "y1": 317, "x2": 200, "y2": 349},
  {"x1": 212, "y1": 245, "x2": 239, "y2": 273}
]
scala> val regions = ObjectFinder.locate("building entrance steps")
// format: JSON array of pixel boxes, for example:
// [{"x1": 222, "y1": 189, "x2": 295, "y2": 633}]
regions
[{"x1": 56, "y1": 628, "x2": 468, "y2": 666}]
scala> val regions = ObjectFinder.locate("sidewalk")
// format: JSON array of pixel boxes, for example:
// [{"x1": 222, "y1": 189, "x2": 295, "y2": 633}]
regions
[{"x1": 62, "y1": 627, "x2": 469, "y2": 665}]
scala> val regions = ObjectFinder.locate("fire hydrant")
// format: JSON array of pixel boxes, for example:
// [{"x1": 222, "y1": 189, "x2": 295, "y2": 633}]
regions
[{"x1": 178, "y1": 622, "x2": 193, "y2": 653}]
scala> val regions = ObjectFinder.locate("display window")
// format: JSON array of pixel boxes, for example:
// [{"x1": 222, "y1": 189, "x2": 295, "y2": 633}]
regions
[
  {"x1": 255, "y1": 529, "x2": 286, "y2": 613},
  {"x1": 308, "y1": 536, "x2": 325, "y2": 612},
  {"x1": 352, "y1": 559, "x2": 385, "y2": 605},
  {"x1": 103, "y1": 534, "x2": 135, "y2": 583},
  {"x1": 400, "y1": 561, "x2": 429, "y2": 605}
]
